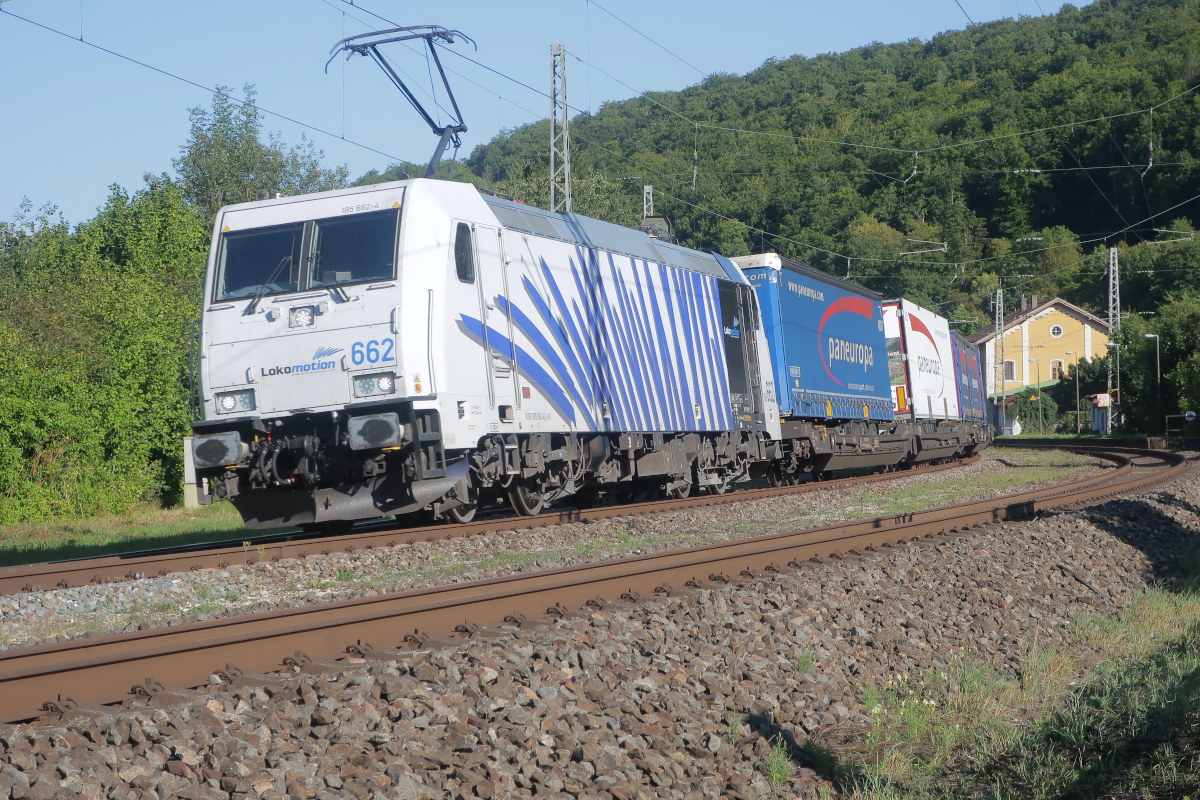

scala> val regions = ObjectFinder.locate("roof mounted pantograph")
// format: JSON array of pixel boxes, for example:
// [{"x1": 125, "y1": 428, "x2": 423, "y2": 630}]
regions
[{"x1": 327, "y1": 26, "x2": 474, "y2": 179}]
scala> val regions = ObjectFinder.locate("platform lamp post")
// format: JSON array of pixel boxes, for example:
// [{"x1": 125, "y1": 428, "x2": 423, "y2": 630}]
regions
[
  {"x1": 1145, "y1": 333, "x2": 1161, "y2": 435},
  {"x1": 1028, "y1": 358, "x2": 1043, "y2": 435},
  {"x1": 1066, "y1": 351, "x2": 1080, "y2": 434}
]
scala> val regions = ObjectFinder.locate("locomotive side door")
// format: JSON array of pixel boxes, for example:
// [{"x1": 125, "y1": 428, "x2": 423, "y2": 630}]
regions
[
  {"x1": 741, "y1": 284, "x2": 765, "y2": 418},
  {"x1": 717, "y1": 280, "x2": 762, "y2": 431},
  {"x1": 472, "y1": 223, "x2": 517, "y2": 410}
]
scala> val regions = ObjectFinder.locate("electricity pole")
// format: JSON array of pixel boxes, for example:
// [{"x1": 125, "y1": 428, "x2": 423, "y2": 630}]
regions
[
  {"x1": 1145, "y1": 334, "x2": 1161, "y2": 436},
  {"x1": 1029, "y1": 358, "x2": 1043, "y2": 434},
  {"x1": 995, "y1": 283, "x2": 1006, "y2": 434},
  {"x1": 1107, "y1": 246, "x2": 1120, "y2": 432},
  {"x1": 1067, "y1": 351, "x2": 1080, "y2": 434},
  {"x1": 550, "y1": 44, "x2": 572, "y2": 213}
]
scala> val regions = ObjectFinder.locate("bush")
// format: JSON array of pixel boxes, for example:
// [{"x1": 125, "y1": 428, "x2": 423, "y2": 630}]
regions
[
  {"x1": 0, "y1": 179, "x2": 208, "y2": 523},
  {"x1": 1005, "y1": 388, "x2": 1059, "y2": 436}
]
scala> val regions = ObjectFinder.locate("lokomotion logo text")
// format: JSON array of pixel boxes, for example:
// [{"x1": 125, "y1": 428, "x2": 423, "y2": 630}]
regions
[{"x1": 261, "y1": 346, "x2": 343, "y2": 377}]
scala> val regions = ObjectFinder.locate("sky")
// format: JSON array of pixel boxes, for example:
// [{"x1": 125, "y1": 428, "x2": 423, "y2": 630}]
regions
[{"x1": 0, "y1": 0, "x2": 1071, "y2": 225}]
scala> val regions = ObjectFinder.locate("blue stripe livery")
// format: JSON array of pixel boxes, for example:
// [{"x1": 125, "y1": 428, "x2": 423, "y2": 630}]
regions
[{"x1": 458, "y1": 246, "x2": 734, "y2": 433}]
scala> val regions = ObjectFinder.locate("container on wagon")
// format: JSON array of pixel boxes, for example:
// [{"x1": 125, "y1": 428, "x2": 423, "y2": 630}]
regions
[{"x1": 734, "y1": 254, "x2": 893, "y2": 423}]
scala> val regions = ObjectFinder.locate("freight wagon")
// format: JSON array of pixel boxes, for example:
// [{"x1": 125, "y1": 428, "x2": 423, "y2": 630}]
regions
[
  {"x1": 734, "y1": 256, "x2": 960, "y2": 479},
  {"x1": 883, "y1": 299, "x2": 992, "y2": 461}
]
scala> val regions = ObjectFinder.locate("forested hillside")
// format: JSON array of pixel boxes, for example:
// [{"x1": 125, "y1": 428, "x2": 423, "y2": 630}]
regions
[
  {"x1": 3, "y1": 0, "x2": 1199, "y2": 523},
  {"x1": 434, "y1": 0, "x2": 1200, "y2": 327}
]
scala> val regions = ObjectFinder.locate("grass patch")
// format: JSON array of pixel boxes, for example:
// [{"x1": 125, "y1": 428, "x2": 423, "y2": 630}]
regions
[
  {"x1": 765, "y1": 734, "x2": 794, "y2": 787},
  {"x1": 0, "y1": 501, "x2": 291, "y2": 568},
  {"x1": 838, "y1": 541, "x2": 1200, "y2": 799},
  {"x1": 0, "y1": 449, "x2": 1094, "y2": 574},
  {"x1": 727, "y1": 714, "x2": 742, "y2": 745}
]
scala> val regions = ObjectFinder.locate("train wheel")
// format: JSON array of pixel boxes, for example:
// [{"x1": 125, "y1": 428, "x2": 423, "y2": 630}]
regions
[
  {"x1": 670, "y1": 480, "x2": 692, "y2": 500},
  {"x1": 508, "y1": 480, "x2": 546, "y2": 516},
  {"x1": 445, "y1": 481, "x2": 478, "y2": 523},
  {"x1": 706, "y1": 478, "x2": 728, "y2": 496},
  {"x1": 782, "y1": 469, "x2": 799, "y2": 486},
  {"x1": 767, "y1": 466, "x2": 783, "y2": 488},
  {"x1": 446, "y1": 504, "x2": 476, "y2": 523}
]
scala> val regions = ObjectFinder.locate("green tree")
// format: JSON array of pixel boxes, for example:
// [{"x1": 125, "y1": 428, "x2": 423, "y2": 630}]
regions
[
  {"x1": 1110, "y1": 297, "x2": 1200, "y2": 434},
  {"x1": 173, "y1": 84, "x2": 350, "y2": 222},
  {"x1": 1008, "y1": 387, "x2": 1060, "y2": 435},
  {"x1": 0, "y1": 179, "x2": 208, "y2": 523}
]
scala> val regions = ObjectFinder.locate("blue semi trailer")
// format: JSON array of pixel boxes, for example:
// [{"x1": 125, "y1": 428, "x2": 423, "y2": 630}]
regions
[
  {"x1": 734, "y1": 254, "x2": 923, "y2": 476},
  {"x1": 736, "y1": 255, "x2": 892, "y2": 422}
]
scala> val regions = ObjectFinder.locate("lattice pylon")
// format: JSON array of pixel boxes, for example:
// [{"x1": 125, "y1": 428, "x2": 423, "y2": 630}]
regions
[
  {"x1": 1107, "y1": 246, "x2": 1120, "y2": 432},
  {"x1": 550, "y1": 44, "x2": 572, "y2": 214},
  {"x1": 995, "y1": 285, "x2": 1005, "y2": 433}
]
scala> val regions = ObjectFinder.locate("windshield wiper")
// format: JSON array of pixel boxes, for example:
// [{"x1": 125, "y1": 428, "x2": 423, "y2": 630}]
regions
[{"x1": 243, "y1": 256, "x2": 293, "y2": 315}]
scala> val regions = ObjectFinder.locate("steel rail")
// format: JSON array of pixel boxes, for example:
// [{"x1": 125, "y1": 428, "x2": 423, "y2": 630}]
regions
[
  {"x1": 0, "y1": 448, "x2": 1185, "y2": 724},
  {"x1": 0, "y1": 458, "x2": 974, "y2": 597}
]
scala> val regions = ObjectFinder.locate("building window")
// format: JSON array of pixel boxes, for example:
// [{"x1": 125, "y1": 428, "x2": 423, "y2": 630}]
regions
[
  {"x1": 1051, "y1": 359, "x2": 1065, "y2": 380},
  {"x1": 1050, "y1": 324, "x2": 1063, "y2": 338},
  {"x1": 1003, "y1": 360, "x2": 1016, "y2": 381}
]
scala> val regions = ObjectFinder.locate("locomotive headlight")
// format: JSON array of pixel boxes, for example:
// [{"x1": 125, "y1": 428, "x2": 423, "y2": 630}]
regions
[
  {"x1": 289, "y1": 306, "x2": 316, "y2": 328},
  {"x1": 214, "y1": 389, "x2": 256, "y2": 414},
  {"x1": 353, "y1": 372, "x2": 397, "y2": 398}
]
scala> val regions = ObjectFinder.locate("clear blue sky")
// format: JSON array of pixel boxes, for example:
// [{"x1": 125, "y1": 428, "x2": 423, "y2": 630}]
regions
[{"x1": 1, "y1": 0, "x2": 1069, "y2": 225}]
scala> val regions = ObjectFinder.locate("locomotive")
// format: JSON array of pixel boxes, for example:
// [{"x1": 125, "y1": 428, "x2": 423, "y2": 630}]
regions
[{"x1": 189, "y1": 178, "x2": 991, "y2": 530}]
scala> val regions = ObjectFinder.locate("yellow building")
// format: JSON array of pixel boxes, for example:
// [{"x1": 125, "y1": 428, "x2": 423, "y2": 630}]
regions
[{"x1": 967, "y1": 296, "x2": 1110, "y2": 408}]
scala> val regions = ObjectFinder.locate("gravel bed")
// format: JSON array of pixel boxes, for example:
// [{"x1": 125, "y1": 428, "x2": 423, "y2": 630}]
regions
[
  {"x1": 0, "y1": 449, "x2": 1109, "y2": 651},
  {"x1": 0, "y1": 454, "x2": 1194, "y2": 800}
]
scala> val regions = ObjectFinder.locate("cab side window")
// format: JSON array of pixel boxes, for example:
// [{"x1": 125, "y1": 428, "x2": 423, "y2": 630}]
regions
[{"x1": 454, "y1": 223, "x2": 475, "y2": 284}]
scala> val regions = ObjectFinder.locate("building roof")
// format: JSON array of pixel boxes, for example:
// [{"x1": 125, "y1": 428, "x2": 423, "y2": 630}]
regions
[{"x1": 966, "y1": 296, "x2": 1109, "y2": 344}]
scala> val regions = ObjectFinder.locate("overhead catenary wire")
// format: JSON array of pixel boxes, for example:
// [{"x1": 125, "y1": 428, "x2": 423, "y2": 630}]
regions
[
  {"x1": 585, "y1": 0, "x2": 706, "y2": 78},
  {"x1": 295, "y1": 0, "x2": 1200, "y2": 195},
  {"x1": 652, "y1": 185, "x2": 1200, "y2": 271},
  {"x1": 574, "y1": 115, "x2": 1200, "y2": 272},
  {"x1": 565, "y1": 41, "x2": 1200, "y2": 271},
  {"x1": 0, "y1": 6, "x2": 406, "y2": 164},
  {"x1": 9, "y1": 0, "x2": 1196, "y2": 280},
  {"x1": 566, "y1": 46, "x2": 1200, "y2": 165},
  {"x1": 952, "y1": 0, "x2": 975, "y2": 25}
]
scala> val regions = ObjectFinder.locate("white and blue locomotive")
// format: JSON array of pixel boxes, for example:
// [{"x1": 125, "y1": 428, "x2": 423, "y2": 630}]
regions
[{"x1": 189, "y1": 178, "x2": 990, "y2": 529}]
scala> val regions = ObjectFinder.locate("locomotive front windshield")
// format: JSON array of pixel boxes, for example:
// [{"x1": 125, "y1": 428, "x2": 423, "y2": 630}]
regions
[
  {"x1": 310, "y1": 208, "x2": 399, "y2": 288},
  {"x1": 216, "y1": 222, "x2": 304, "y2": 300},
  {"x1": 215, "y1": 207, "x2": 400, "y2": 301}
]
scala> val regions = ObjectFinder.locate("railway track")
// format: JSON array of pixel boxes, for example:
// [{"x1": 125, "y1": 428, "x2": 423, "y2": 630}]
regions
[
  {"x1": 0, "y1": 446, "x2": 1187, "y2": 725},
  {"x1": 0, "y1": 457, "x2": 972, "y2": 597}
]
